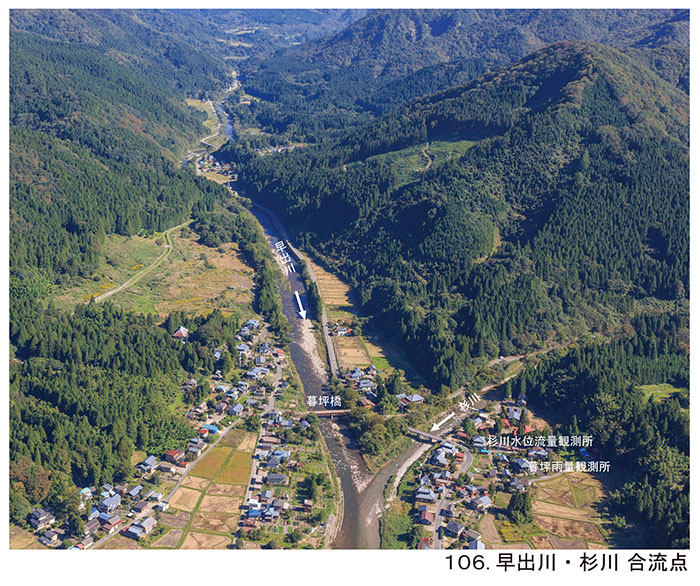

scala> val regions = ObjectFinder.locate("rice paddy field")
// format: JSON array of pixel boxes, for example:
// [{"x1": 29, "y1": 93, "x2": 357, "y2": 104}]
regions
[{"x1": 306, "y1": 257, "x2": 420, "y2": 383}]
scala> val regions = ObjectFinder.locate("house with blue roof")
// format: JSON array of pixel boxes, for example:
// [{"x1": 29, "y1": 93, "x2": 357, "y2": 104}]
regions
[
  {"x1": 126, "y1": 485, "x2": 143, "y2": 499},
  {"x1": 98, "y1": 494, "x2": 121, "y2": 513},
  {"x1": 137, "y1": 455, "x2": 158, "y2": 473}
]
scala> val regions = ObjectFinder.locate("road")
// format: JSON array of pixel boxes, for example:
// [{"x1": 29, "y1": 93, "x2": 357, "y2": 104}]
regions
[{"x1": 94, "y1": 220, "x2": 191, "y2": 303}]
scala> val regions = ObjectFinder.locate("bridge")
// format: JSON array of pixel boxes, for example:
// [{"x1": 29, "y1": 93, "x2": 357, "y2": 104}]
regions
[
  {"x1": 406, "y1": 427, "x2": 445, "y2": 443},
  {"x1": 314, "y1": 409, "x2": 351, "y2": 417}
]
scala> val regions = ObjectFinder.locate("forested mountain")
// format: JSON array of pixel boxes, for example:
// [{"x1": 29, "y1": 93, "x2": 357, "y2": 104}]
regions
[
  {"x1": 10, "y1": 8, "x2": 366, "y2": 84},
  {"x1": 9, "y1": 299, "x2": 245, "y2": 527},
  {"x1": 9, "y1": 12, "x2": 236, "y2": 523},
  {"x1": 234, "y1": 9, "x2": 688, "y2": 141},
  {"x1": 9, "y1": 24, "x2": 228, "y2": 292},
  {"x1": 519, "y1": 312, "x2": 689, "y2": 547},
  {"x1": 225, "y1": 41, "x2": 689, "y2": 390}
]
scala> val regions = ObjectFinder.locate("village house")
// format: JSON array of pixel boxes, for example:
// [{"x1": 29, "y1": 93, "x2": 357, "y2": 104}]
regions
[
  {"x1": 415, "y1": 487, "x2": 438, "y2": 503},
  {"x1": 84, "y1": 518, "x2": 100, "y2": 536},
  {"x1": 228, "y1": 403, "x2": 245, "y2": 417},
  {"x1": 79, "y1": 536, "x2": 94, "y2": 549},
  {"x1": 395, "y1": 393, "x2": 425, "y2": 408},
  {"x1": 155, "y1": 501, "x2": 169, "y2": 512},
  {"x1": 114, "y1": 482, "x2": 129, "y2": 496},
  {"x1": 165, "y1": 448, "x2": 186, "y2": 463},
  {"x1": 444, "y1": 521, "x2": 464, "y2": 539},
  {"x1": 417, "y1": 536, "x2": 432, "y2": 550},
  {"x1": 513, "y1": 458, "x2": 537, "y2": 474},
  {"x1": 464, "y1": 528, "x2": 482, "y2": 543},
  {"x1": 126, "y1": 485, "x2": 143, "y2": 500},
  {"x1": 97, "y1": 494, "x2": 121, "y2": 514},
  {"x1": 28, "y1": 508, "x2": 56, "y2": 531},
  {"x1": 39, "y1": 530, "x2": 60, "y2": 547},
  {"x1": 471, "y1": 495, "x2": 493, "y2": 512},
  {"x1": 132, "y1": 500, "x2": 150, "y2": 514},
  {"x1": 172, "y1": 326, "x2": 189, "y2": 342},
  {"x1": 266, "y1": 473, "x2": 288, "y2": 485},
  {"x1": 102, "y1": 515, "x2": 123, "y2": 534},
  {"x1": 137, "y1": 455, "x2": 158, "y2": 473},
  {"x1": 158, "y1": 462, "x2": 176, "y2": 474}
]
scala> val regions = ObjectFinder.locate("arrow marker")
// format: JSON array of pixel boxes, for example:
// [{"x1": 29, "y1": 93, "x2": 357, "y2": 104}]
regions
[
  {"x1": 294, "y1": 291, "x2": 307, "y2": 319},
  {"x1": 430, "y1": 412, "x2": 455, "y2": 432}
]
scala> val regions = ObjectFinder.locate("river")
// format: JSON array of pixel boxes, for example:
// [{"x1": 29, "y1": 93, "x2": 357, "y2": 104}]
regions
[
  {"x1": 206, "y1": 102, "x2": 434, "y2": 549},
  {"x1": 249, "y1": 206, "x2": 374, "y2": 549}
]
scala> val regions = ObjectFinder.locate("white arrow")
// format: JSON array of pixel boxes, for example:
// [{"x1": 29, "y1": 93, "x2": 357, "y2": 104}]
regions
[
  {"x1": 430, "y1": 412, "x2": 455, "y2": 432},
  {"x1": 294, "y1": 291, "x2": 307, "y2": 319}
]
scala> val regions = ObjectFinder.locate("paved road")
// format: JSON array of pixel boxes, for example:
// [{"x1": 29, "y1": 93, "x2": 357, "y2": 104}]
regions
[{"x1": 94, "y1": 220, "x2": 191, "y2": 303}]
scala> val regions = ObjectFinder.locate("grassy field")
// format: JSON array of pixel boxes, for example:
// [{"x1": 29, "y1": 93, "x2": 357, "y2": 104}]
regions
[
  {"x1": 10, "y1": 525, "x2": 43, "y2": 549},
  {"x1": 185, "y1": 98, "x2": 218, "y2": 134},
  {"x1": 307, "y1": 257, "x2": 421, "y2": 385},
  {"x1": 170, "y1": 487, "x2": 204, "y2": 512},
  {"x1": 190, "y1": 446, "x2": 233, "y2": 480},
  {"x1": 361, "y1": 139, "x2": 477, "y2": 187},
  {"x1": 201, "y1": 170, "x2": 231, "y2": 183},
  {"x1": 637, "y1": 383, "x2": 686, "y2": 403},
  {"x1": 334, "y1": 335, "x2": 372, "y2": 369},
  {"x1": 530, "y1": 472, "x2": 608, "y2": 547},
  {"x1": 53, "y1": 233, "x2": 163, "y2": 309},
  {"x1": 109, "y1": 227, "x2": 255, "y2": 317},
  {"x1": 53, "y1": 226, "x2": 256, "y2": 318}
]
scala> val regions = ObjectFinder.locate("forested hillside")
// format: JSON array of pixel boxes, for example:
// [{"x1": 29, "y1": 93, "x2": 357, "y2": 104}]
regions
[
  {"x1": 9, "y1": 14, "x2": 234, "y2": 526},
  {"x1": 233, "y1": 8, "x2": 688, "y2": 141},
  {"x1": 226, "y1": 41, "x2": 689, "y2": 390},
  {"x1": 9, "y1": 299, "x2": 245, "y2": 528},
  {"x1": 519, "y1": 312, "x2": 689, "y2": 548},
  {"x1": 10, "y1": 9, "x2": 365, "y2": 91}
]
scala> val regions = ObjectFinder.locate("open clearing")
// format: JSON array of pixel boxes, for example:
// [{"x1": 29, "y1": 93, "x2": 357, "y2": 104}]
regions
[
  {"x1": 308, "y1": 259, "x2": 355, "y2": 308},
  {"x1": 9, "y1": 526, "x2": 37, "y2": 549},
  {"x1": 216, "y1": 451, "x2": 252, "y2": 484},
  {"x1": 192, "y1": 512, "x2": 240, "y2": 533},
  {"x1": 237, "y1": 433, "x2": 258, "y2": 453},
  {"x1": 535, "y1": 474, "x2": 576, "y2": 508},
  {"x1": 548, "y1": 535, "x2": 589, "y2": 549},
  {"x1": 97, "y1": 534, "x2": 141, "y2": 550},
  {"x1": 199, "y1": 494, "x2": 242, "y2": 513},
  {"x1": 334, "y1": 335, "x2": 371, "y2": 369},
  {"x1": 185, "y1": 98, "x2": 218, "y2": 133},
  {"x1": 110, "y1": 229, "x2": 255, "y2": 317},
  {"x1": 208, "y1": 483, "x2": 246, "y2": 496},
  {"x1": 190, "y1": 445, "x2": 233, "y2": 479},
  {"x1": 180, "y1": 531, "x2": 231, "y2": 549},
  {"x1": 152, "y1": 529, "x2": 183, "y2": 548},
  {"x1": 181, "y1": 475, "x2": 211, "y2": 491},
  {"x1": 478, "y1": 513, "x2": 503, "y2": 545},
  {"x1": 160, "y1": 510, "x2": 190, "y2": 529},
  {"x1": 170, "y1": 487, "x2": 203, "y2": 512},
  {"x1": 53, "y1": 234, "x2": 163, "y2": 308},
  {"x1": 529, "y1": 535, "x2": 554, "y2": 548},
  {"x1": 532, "y1": 500, "x2": 598, "y2": 522},
  {"x1": 534, "y1": 515, "x2": 605, "y2": 542},
  {"x1": 637, "y1": 383, "x2": 686, "y2": 403}
]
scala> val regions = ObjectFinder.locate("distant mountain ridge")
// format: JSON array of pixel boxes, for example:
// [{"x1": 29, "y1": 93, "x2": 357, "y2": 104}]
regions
[{"x1": 235, "y1": 9, "x2": 689, "y2": 140}]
